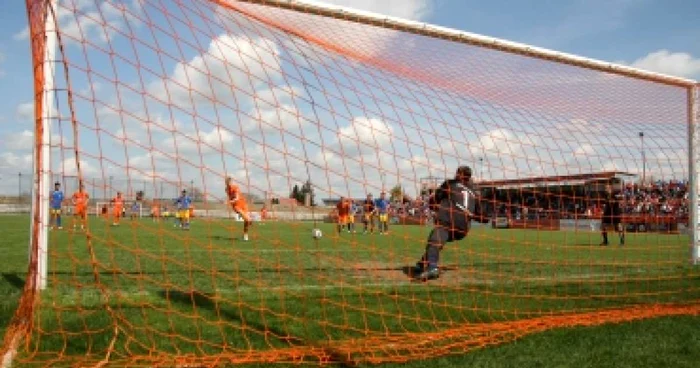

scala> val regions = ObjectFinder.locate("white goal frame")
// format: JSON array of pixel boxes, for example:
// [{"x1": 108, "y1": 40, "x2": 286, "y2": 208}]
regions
[
  {"x1": 95, "y1": 201, "x2": 145, "y2": 219},
  {"x1": 227, "y1": 0, "x2": 699, "y2": 262},
  {"x1": 29, "y1": 0, "x2": 700, "y2": 295}
]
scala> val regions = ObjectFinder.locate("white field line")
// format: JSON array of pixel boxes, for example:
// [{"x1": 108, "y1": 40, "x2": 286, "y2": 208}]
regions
[{"x1": 151, "y1": 248, "x2": 384, "y2": 253}]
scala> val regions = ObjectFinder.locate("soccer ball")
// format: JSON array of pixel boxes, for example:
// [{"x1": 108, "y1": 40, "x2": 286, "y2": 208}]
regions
[{"x1": 312, "y1": 228, "x2": 323, "y2": 239}]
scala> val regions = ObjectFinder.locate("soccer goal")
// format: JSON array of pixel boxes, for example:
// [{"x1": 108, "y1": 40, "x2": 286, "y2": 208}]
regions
[
  {"x1": 3, "y1": 0, "x2": 698, "y2": 367},
  {"x1": 95, "y1": 201, "x2": 145, "y2": 219}
]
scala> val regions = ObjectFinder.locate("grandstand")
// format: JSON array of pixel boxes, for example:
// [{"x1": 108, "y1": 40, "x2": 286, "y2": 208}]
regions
[{"x1": 478, "y1": 171, "x2": 689, "y2": 232}]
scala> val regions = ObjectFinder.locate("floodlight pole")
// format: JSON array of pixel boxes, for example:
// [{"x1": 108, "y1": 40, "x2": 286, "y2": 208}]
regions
[
  {"x1": 479, "y1": 157, "x2": 484, "y2": 179},
  {"x1": 690, "y1": 85, "x2": 699, "y2": 265},
  {"x1": 30, "y1": 0, "x2": 59, "y2": 290},
  {"x1": 639, "y1": 132, "x2": 645, "y2": 185}
]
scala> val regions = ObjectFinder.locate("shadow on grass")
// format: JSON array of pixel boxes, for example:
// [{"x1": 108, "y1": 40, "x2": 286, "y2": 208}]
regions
[
  {"x1": 49, "y1": 265, "x2": 418, "y2": 276},
  {"x1": 159, "y1": 288, "x2": 359, "y2": 367},
  {"x1": 2, "y1": 273, "x2": 25, "y2": 290},
  {"x1": 208, "y1": 235, "x2": 238, "y2": 241}
]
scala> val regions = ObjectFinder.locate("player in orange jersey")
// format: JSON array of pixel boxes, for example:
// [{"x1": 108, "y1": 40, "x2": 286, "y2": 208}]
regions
[
  {"x1": 260, "y1": 205, "x2": 268, "y2": 224},
  {"x1": 71, "y1": 182, "x2": 89, "y2": 230},
  {"x1": 225, "y1": 177, "x2": 251, "y2": 241},
  {"x1": 111, "y1": 192, "x2": 124, "y2": 226},
  {"x1": 151, "y1": 201, "x2": 161, "y2": 222},
  {"x1": 336, "y1": 197, "x2": 351, "y2": 234}
]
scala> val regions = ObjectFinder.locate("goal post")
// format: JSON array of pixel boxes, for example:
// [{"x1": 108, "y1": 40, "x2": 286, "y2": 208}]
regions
[
  {"x1": 691, "y1": 84, "x2": 700, "y2": 265},
  {"x1": 29, "y1": 0, "x2": 59, "y2": 291},
  {"x1": 5, "y1": 0, "x2": 700, "y2": 366}
]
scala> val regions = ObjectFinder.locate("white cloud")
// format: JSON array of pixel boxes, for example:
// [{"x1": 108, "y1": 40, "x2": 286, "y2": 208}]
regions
[
  {"x1": 16, "y1": 101, "x2": 34, "y2": 123},
  {"x1": 247, "y1": 103, "x2": 304, "y2": 134},
  {"x1": 317, "y1": 0, "x2": 433, "y2": 21},
  {"x1": 13, "y1": 26, "x2": 29, "y2": 41},
  {"x1": 0, "y1": 152, "x2": 33, "y2": 170},
  {"x1": 628, "y1": 50, "x2": 700, "y2": 78},
  {"x1": 149, "y1": 34, "x2": 283, "y2": 109},
  {"x1": 232, "y1": 0, "x2": 432, "y2": 62},
  {"x1": 572, "y1": 143, "x2": 596, "y2": 157},
  {"x1": 58, "y1": 11, "x2": 108, "y2": 44},
  {"x1": 336, "y1": 116, "x2": 394, "y2": 157},
  {"x1": 60, "y1": 157, "x2": 97, "y2": 176},
  {"x1": 255, "y1": 85, "x2": 301, "y2": 105},
  {"x1": 3, "y1": 130, "x2": 34, "y2": 151},
  {"x1": 161, "y1": 125, "x2": 235, "y2": 156},
  {"x1": 53, "y1": 0, "x2": 142, "y2": 46},
  {"x1": 472, "y1": 128, "x2": 522, "y2": 158}
]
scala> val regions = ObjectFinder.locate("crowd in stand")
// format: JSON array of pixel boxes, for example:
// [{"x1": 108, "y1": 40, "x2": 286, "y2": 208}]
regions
[
  {"x1": 618, "y1": 180, "x2": 689, "y2": 216},
  {"x1": 383, "y1": 179, "x2": 690, "y2": 223}
]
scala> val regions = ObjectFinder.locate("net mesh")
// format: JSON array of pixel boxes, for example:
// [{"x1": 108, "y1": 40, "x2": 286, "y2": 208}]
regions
[{"x1": 3, "y1": 0, "x2": 699, "y2": 366}]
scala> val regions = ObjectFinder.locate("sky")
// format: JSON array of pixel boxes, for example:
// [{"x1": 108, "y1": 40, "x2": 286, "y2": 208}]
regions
[{"x1": 0, "y1": 0, "x2": 698, "y2": 200}]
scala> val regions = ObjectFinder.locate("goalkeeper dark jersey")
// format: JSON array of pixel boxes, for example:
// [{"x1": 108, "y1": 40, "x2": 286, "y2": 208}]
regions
[
  {"x1": 430, "y1": 179, "x2": 486, "y2": 231},
  {"x1": 601, "y1": 194, "x2": 623, "y2": 225}
]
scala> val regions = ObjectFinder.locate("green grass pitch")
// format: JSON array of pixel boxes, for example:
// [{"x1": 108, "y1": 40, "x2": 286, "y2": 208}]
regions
[{"x1": 1, "y1": 214, "x2": 698, "y2": 367}]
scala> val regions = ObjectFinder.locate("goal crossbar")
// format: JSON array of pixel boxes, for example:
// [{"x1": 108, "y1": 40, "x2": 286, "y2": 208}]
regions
[{"x1": 224, "y1": 0, "x2": 697, "y2": 88}]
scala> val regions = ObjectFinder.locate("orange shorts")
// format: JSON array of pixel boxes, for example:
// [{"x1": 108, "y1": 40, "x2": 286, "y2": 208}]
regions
[
  {"x1": 114, "y1": 207, "x2": 123, "y2": 217},
  {"x1": 75, "y1": 206, "x2": 87, "y2": 217},
  {"x1": 233, "y1": 204, "x2": 250, "y2": 221},
  {"x1": 337, "y1": 215, "x2": 349, "y2": 224}
]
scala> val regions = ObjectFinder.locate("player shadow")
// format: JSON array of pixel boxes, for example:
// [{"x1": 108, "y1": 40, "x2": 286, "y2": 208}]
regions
[
  {"x1": 400, "y1": 265, "x2": 459, "y2": 279},
  {"x1": 2, "y1": 273, "x2": 25, "y2": 290},
  {"x1": 158, "y1": 288, "x2": 305, "y2": 345},
  {"x1": 159, "y1": 288, "x2": 357, "y2": 366},
  {"x1": 567, "y1": 242, "x2": 606, "y2": 247},
  {"x1": 208, "y1": 235, "x2": 243, "y2": 241},
  {"x1": 401, "y1": 266, "x2": 417, "y2": 279}
]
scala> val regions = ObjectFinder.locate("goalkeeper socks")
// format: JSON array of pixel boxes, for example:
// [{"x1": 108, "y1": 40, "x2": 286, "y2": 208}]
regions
[
  {"x1": 426, "y1": 245, "x2": 440, "y2": 269},
  {"x1": 57, "y1": 215, "x2": 61, "y2": 227}
]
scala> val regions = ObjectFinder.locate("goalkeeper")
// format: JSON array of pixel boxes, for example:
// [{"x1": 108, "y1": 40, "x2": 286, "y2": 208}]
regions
[{"x1": 411, "y1": 166, "x2": 489, "y2": 281}]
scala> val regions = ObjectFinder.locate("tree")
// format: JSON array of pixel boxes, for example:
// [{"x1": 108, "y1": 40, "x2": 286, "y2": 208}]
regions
[
  {"x1": 291, "y1": 185, "x2": 300, "y2": 202},
  {"x1": 189, "y1": 187, "x2": 206, "y2": 202},
  {"x1": 390, "y1": 184, "x2": 403, "y2": 202}
]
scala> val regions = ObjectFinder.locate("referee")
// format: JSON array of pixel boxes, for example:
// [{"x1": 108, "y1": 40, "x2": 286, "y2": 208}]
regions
[{"x1": 600, "y1": 184, "x2": 624, "y2": 246}]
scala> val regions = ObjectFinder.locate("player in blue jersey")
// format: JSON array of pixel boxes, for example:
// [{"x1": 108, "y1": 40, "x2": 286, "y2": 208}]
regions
[
  {"x1": 174, "y1": 190, "x2": 192, "y2": 230},
  {"x1": 50, "y1": 182, "x2": 64, "y2": 230},
  {"x1": 374, "y1": 192, "x2": 390, "y2": 235},
  {"x1": 130, "y1": 201, "x2": 140, "y2": 221}
]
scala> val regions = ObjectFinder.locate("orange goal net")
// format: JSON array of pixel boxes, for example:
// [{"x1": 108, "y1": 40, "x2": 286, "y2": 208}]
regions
[{"x1": 3, "y1": 0, "x2": 699, "y2": 366}]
